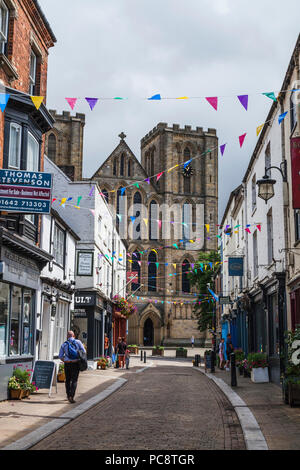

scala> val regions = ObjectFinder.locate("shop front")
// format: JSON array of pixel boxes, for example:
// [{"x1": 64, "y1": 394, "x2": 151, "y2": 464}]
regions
[
  {"x1": 0, "y1": 237, "x2": 51, "y2": 401},
  {"x1": 72, "y1": 291, "x2": 105, "y2": 367},
  {"x1": 112, "y1": 305, "x2": 127, "y2": 350},
  {"x1": 289, "y1": 276, "x2": 300, "y2": 331}
]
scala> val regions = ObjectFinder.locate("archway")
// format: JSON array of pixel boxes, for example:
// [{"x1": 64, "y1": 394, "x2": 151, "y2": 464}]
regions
[{"x1": 143, "y1": 318, "x2": 154, "y2": 346}]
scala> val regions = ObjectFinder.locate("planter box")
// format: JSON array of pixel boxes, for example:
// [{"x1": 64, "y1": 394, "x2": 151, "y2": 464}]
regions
[
  {"x1": 152, "y1": 349, "x2": 164, "y2": 356},
  {"x1": 9, "y1": 389, "x2": 25, "y2": 400},
  {"x1": 176, "y1": 350, "x2": 187, "y2": 358},
  {"x1": 128, "y1": 347, "x2": 139, "y2": 354},
  {"x1": 251, "y1": 367, "x2": 269, "y2": 383},
  {"x1": 57, "y1": 372, "x2": 65, "y2": 382},
  {"x1": 288, "y1": 382, "x2": 300, "y2": 407}
]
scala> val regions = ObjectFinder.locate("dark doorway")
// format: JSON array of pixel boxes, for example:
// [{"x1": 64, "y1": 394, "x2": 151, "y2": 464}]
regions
[{"x1": 143, "y1": 318, "x2": 154, "y2": 346}]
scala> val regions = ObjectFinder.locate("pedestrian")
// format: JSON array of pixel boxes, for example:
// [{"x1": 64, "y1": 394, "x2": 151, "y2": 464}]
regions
[
  {"x1": 104, "y1": 333, "x2": 109, "y2": 357},
  {"x1": 59, "y1": 330, "x2": 86, "y2": 403},
  {"x1": 218, "y1": 338, "x2": 225, "y2": 370},
  {"x1": 125, "y1": 348, "x2": 130, "y2": 369},
  {"x1": 191, "y1": 335, "x2": 195, "y2": 349},
  {"x1": 225, "y1": 333, "x2": 234, "y2": 371},
  {"x1": 116, "y1": 336, "x2": 126, "y2": 368}
]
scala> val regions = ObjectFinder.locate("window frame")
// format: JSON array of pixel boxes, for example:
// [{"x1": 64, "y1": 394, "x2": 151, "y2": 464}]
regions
[
  {"x1": 29, "y1": 50, "x2": 37, "y2": 95},
  {"x1": 53, "y1": 223, "x2": 66, "y2": 267},
  {"x1": 8, "y1": 122, "x2": 22, "y2": 169},
  {"x1": 0, "y1": 1, "x2": 9, "y2": 54}
]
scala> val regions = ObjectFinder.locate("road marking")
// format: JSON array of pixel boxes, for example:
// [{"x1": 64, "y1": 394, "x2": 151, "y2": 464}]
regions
[{"x1": 194, "y1": 368, "x2": 268, "y2": 450}]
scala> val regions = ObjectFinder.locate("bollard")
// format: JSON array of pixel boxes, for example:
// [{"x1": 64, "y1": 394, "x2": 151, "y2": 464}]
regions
[
  {"x1": 140, "y1": 350, "x2": 143, "y2": 362},
  {"x1": 144, "y1": 351, "x2": 146, "y2": 363},
  {"x1": 231, "y1": 353, "x2": 237, "y2": 387},
  {"x1": 210, "y1": 350, "x2": 215, "y2": 373},
  {"x1": 194, "y1": 355, "x2": 198, "y2": 367}
]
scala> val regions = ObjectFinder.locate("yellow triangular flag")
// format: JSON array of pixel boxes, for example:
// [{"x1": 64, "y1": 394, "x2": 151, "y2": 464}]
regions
[
  {"x1": 173, "y1": 263, "x2": 176, "y2": 269},
  {"x1": 143, "y1": 218, "x2": 148, "y2": 226},
  {"x1": 177, "y1": 96, "x2": 189, "y2": 99},
  {"x1": 205, "y1": 224, "x2": 210, "y2": 233},
  {"x1": 31, "y1": 96, "x2": 44, "y2": 110},
  {"x1": 256, "y1": 124, "x2": 264, "y2": 137},
  {"x1": 168, "y1": 164, "x2": 179, "y2": 173},
  {"x1": 60, "y1": 198, "x2": 67, "y2": 206}
]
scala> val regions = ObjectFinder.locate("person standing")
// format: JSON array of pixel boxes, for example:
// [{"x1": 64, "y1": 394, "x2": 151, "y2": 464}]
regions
[
  {"x1": 59, "y1": 331, "x2": 86, "y2": 403},
  {"x1": 218, "y1": 338, "x2": 225, "y2": 370},
  {"x1": 116, "y1": 336, "x2": 127, "y2": 368},
  {"x1": 125, "y1": 348, "x2": 130, "y2": 369},
  {"x1": 104, "y1": 333, "x2": 109, "y2": 357},
  {"x1": 225, "y1": 333, "x2": 234, "y2": 371},
  {"x1": 191, "y1": 335, "x2": 195, "y2": 349}
]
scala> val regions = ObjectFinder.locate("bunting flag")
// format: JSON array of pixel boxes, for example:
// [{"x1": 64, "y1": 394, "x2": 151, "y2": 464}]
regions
[
  {"x1": 31, "y1": 96, "x2": 44, "y2": 110},
  {"x1": 237, "y1": 95, "x2": 248, "y2": 111},
  {"x1": 121, "y1": 187, "x2": 126, "y2": 196},
  {"x1": 133, "y1": 182, "x2": 140, "y2": 188},
  {"x1": 114, "y1": 97, "x2": 124, "y2": 100},
  {"x1": 184, "y1": 159, "x2": 192, "y2": 169},
  {"x1": 262, "y1": 92, "x2": 277, "y2": 102},
  {"x1": 245, "y1": 228, "x2": 251, "y2": 234},
  {"x1": 256, "y1": 124, "x2": 264, "y2": 137},
  {"x1": 143, "y1": 218, "x2": 148, "y2": 226},
  {"x1": 90, "y1": 209, "x2": 95, "y2": 217},
  {"x1": 256, "y1": 224, "x2": 262, "y2": 232},
  {"x1": 173, "y1": 243, "x2": 179, "y2": 249},
  {"x1": 0, "y1": 93, "x2": 10, "y2": 112},
  {"x1": 130, "y1": 216, "x2": 136, "y2": 223},
  {"x1": 177, "y1": 96, "x2": 188, "y2": 99},
  {"x1": 76, "y1": 196, "x2": 82, "y2": 207},
  {"x1": 158, "y1": 220, "x2": 162, "y2": 229},
  {"x1": 85, "y1": 97, "x2": 98, "y2": 110},
  {"x1": 144, "y1": 178, "x2": 150, "y2": 184},
  {"x1": 278, "y1": 111, "x2": 288, "y2": 124},
  {"x1": 239, "y1": 133, "x2": 247, "y2": 147},
  {"x1": 156, "y1": 172, "x2": 164, "y2": 181},
  {"x1": 51, "y1": 198, "x2": 57, "y2": 204},
  {"x1": 168, "y1": 164, "x2": 179, "y2": 172},
  {"x1": 205, "y1": 96, "x2": 218, "y2": 111},
  {"x1": 220, "y1": 144, "x2": 226, "y2": 156},
  {"x1": 116, "y1": 214, "x2": 122, "y2": 221},
  {"x1": 65, "y1": 98, "x2": 77, "y2": 110},
  {"x1": 205, "y1": 224, "x2": 210, "y2": 233},
  {"x1": 148, "y1": 94, "x2": 161, "y2": 100},
  {"x1": 89, "y1": 186, "x2": 95, "y2": 197}
]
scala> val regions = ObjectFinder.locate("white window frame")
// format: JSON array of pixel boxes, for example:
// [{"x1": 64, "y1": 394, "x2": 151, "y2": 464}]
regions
[
  {"x1": 0, "y1": 1, "x2": 9, "y2": 54},
  {"x1": 25, "y1": 132, "x2": 39, "y2": 223},
  {"x1": 8, "y1": 122, "x2": 21, "y2": 169},
  {"x1": 53, "y1": 224, "x2": 65, "y2": 266},
  {"x1": 29, "y1": 50, "x2": 37, "y2": 95}
]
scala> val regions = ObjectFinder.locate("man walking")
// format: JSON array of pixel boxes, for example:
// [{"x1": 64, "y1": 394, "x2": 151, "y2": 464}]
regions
[
  {"x1": 225, "y1": 333, "x2": 234, "y2": 371},
  {"x1": 59, "y1": 331, "x2": 86, "y2": 403}
]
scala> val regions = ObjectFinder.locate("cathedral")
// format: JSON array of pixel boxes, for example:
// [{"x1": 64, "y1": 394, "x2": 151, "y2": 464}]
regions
[{"x1": 46, "y1": 118, "x2": 218, "y2": 347}]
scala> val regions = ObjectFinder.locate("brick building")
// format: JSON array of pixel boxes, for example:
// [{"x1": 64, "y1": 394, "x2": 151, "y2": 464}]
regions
[
  {"x1": 92, "y1": 124, "x2": 219, "y2": 347},
  {"x1": 0, "y1": 1, "x2": 56, "y2": 400},
  {"x1": 45, "y1": 110, "x2": 85, "y2": 181}
]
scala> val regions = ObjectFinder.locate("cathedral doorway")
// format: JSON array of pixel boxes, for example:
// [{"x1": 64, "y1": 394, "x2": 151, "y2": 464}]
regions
[{"x1": 143, "y1": 318, "x2": 154, "y2": 346}]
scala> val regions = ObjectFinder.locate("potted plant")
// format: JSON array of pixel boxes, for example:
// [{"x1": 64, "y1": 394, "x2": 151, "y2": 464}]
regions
[
  {"x1": 152, "y1": 346, "x2": 164, "y2": 356},
  {"x1": 128, "y1": 344, "x2": 139, "y2": 354},
  {"x1": 235, "y1": 349, "x2": 245, "y2": 375},
  {"x1": 57, "y1": 363, "x2": 66, "y2": 382},
  {"x1": 247, "y1": 353, "x2": 269, "y2": 383},
  {"x1": 241, "y1": 358, "x2": 251, "y2": 378},
  {"x1": 176, "y1": 347, "x2": 188, "y2": 358},
  {"x1": 8, "y1": 376, "x2": 24, "y2": 400},
  {"x1": 282, "y1": 329, "x2": 300, "y2": 406},
  {"x1": 97, "y1": 357, "x2": 109, "y2": 370}
]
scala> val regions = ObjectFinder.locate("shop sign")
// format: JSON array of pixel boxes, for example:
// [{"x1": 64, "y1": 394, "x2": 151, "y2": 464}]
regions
[
  {"x1": 291, "y1": 137, "x2": 300, "y2": 209},
  {"x1": 228, "y1": 257, "x2": 244, "y2": 276},
  {"x1": 72, "y1": 309, "x2": 87, "y2": 318},
  {"x1": 0, "y1": 169, "x2": 52, "y2": 214},
  {"x1": 1, "y1": 247, "x2": 40, "y2": 290},
  {"x1": 74, "y1": 292, "x2": 95, "y2": 307},
  {"x1": 77, "y1": 252, "x2": 93, "y2": 276},
  {"x1": 219, "y1": 296, "x2": 231, "y2": 305}
]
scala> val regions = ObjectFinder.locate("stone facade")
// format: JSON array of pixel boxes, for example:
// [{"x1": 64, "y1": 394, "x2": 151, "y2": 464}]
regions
[
  {"x1": 45, "y1": 110, "x2": 85, "y2": 181},
  {"x1": 92, "y1": 123, "x2": 219, "y2": 347}
]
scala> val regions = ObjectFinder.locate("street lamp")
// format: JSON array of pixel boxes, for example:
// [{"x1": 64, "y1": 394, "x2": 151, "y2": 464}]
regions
[{"x1": 256, "y1": 162, "x2": 287, "y2": 203}]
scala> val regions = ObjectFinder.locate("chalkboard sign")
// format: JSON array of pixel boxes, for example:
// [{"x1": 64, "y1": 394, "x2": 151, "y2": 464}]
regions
[
  {"x1": 32, "y1": 360, "x2": 57, "y2": 397},
  {"x1": 204, "y1": 353, "x2": 212, "y2": 372}
]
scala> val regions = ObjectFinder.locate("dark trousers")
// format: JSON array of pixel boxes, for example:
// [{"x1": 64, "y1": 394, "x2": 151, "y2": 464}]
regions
[{"x1": 64, "y1": 362, "x2": 80, "y2": 398}]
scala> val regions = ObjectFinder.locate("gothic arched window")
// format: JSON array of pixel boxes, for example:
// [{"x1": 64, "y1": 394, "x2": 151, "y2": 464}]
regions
[
  {"x1": 182, "y1": 259, "x2": 191, "y2": 293},
  {"x1": 131, "y1": 251, "x2": 140, "y2": 292},
  {"x1": 113, "y1": 159, "x2": 117, "y2": 176},
  {"x1": 149, "y1": 200, "x2": 159, "y2": 240},
  {"x1": 48, "y1": 133, "x2": 56, "y2": 160},
  {"x1": 120, "y1": 153, "x2": 125, "y2": 176},
  {"x1": 148, "y1": 251, "x2": 157, "y2": 292},
  {"x1": 128, "y1": 159, "x2": 131, "y2": 177},
  {"x1": 133, "y1": 191, "x2": 142, "y2": 240},
  {"x1": 182, "y1": 202, "x2": 191, "y2": 246}
]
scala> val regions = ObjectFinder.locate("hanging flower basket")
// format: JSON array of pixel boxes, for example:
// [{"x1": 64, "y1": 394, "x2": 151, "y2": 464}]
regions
[{"x1": 113, "y1": 295, "x2": 137, "y2": 318}]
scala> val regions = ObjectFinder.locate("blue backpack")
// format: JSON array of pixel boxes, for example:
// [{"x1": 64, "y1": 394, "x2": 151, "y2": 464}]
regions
[{"x1": 65, "y1": 340, "x2": 79, "y2": 360}]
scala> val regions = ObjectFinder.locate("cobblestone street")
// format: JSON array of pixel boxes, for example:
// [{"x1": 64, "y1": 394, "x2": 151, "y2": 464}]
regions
[{"x1": 31, "y1": 363, "x2": 245, "y2": 450}]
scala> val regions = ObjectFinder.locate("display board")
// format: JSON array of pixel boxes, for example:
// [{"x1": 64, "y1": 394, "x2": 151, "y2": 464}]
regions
[{"x1": 31, "y1": 360, "x2": 57, "y2": 397}]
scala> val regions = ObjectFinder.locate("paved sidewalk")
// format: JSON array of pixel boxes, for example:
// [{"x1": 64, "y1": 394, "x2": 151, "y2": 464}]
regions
[
  {"x1": 206, "y1": 366, "x2": 300, "y2": 450},
  {"x1": 0, "y1": 357, "x2": 144, "y2": 449}
]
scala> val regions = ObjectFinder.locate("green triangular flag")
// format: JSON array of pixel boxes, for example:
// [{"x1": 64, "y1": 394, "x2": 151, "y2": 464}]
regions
[{"x1": 262, "y1": 92, "x2": 277, "y2": 102}]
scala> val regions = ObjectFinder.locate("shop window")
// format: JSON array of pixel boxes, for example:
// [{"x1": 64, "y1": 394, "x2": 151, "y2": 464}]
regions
[
  {"x1": 0, "y1": 282, "x2": 9, "y2": 356},
  {"x1": 22, "y1": 289, "x2": 33, "y2": 355},
  {"x1": 9, "y1": 286, "x2": 22, "y2": 356},
  {"x1": 0, "y1": 1, "x2": 9, "y2": 55},
  {"x1": 53, "y1": 224, "x2": 65, "y2": 266},
  {"x1": 54, "y1": 301, "x2": 68, "y2": 356}
]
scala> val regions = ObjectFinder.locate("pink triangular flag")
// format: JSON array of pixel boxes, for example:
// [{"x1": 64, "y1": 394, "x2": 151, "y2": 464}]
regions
[
  {"x1": 205, "y1": 97, "x2": 218, "y2": 111},
  {"x1": 65, "y1": 98, "x2": 77, "y2": 110},
  {"x1": 239, "y1": 133, "x2": 247, "y2": 147},
  {"x1": 156, "y1": 172, "x2": 164, "y2": 181}
]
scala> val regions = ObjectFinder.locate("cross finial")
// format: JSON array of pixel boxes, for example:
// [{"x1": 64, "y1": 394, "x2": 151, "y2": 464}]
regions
[{"x1": 119, "y1": 132, "x2": 126, "y2": 140}]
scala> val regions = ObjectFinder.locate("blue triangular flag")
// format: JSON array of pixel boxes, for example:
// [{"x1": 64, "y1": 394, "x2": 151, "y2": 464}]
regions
[
  {"x1": 121, "y1": 187, "x2": 126, "y2": 196},
  {"x1": 148, "y1": 94, "x2": 161, "y2": 100},
  {"x1": 278, "y1": 111, "x2": 288, "y2": 124},
  {"x1": 130, "y1": 216, "x2": 136, "y2": 223},
  {"x1": 0, "y1": 94, "x2": 10, "y2": 112},
  {"x1": 184, "y1": 159, "x2": 192, "y2": 169}
]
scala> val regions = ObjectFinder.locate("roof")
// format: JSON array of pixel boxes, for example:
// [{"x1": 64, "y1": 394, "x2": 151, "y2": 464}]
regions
[
  {"x1": 220, "y1": 184, "x2": 243, "y2": 228},
  {"x1": 33, "y1": 0, "x2": 57, "y2": 44}
]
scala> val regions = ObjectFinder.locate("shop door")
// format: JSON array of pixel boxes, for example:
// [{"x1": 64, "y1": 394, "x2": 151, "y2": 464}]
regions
[
  {"x1": 40, "y1": 301, "x2": 50, "y2": 360},
  {"x1": 143, "y1": 318, "x2": 154, "y2": 346},
  {"x1": 268, "y1": 294, "x2": 280, "y2": 383}
]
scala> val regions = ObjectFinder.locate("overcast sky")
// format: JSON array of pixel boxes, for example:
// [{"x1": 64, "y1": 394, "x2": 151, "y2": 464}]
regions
[{"x1": 39, "y1": 0, "x2": 300, "y2": 218}]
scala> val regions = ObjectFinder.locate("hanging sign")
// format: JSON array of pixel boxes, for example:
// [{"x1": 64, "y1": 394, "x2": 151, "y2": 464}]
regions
[
  {"x1": 291, "y1": 137, "x2": 300, "y2": 209},
  {"x1": 228, "y1": 257, "x2": 244, "y2": 276}
]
